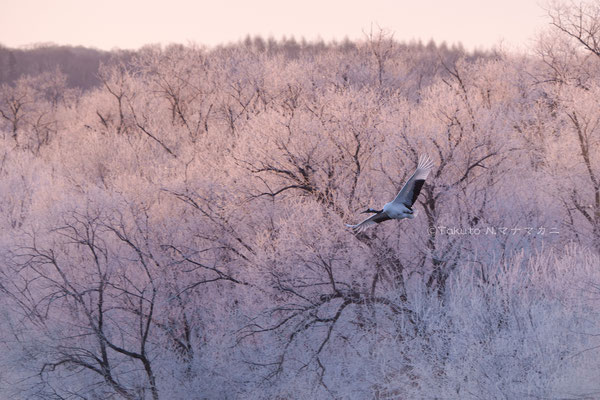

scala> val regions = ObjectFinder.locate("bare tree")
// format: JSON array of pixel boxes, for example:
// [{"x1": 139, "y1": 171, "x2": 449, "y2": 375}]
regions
[
  {"x1": 364, "y1": 27, "x2": 396, "y2": 88},
  {"x1": 135, "y1": 45, "x2": 215, "y2": 141},
  {"x1": 547, "y1": 0, "x2": 600, "y2": 58},
  {"x1": 4, "y1": 209, "x2": 163, "y2": 399},
  {"x1": 97, "y1": 62, "x2": 132, "y2": 135},
  {"x1": 542, "y1": 1, "x2": 600, "y2": 251},
  {"x1": 0, "y1": 80, "x2": 33, "y2": 143}
]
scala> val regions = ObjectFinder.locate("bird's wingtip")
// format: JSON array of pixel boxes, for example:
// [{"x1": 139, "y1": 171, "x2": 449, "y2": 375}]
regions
[{"x1": 417, "y1": 154, "x2": 434, "y2": 171}]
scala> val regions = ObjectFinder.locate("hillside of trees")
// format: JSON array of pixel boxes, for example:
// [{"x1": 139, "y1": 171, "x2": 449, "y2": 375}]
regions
[
  {"x1": 1, "y1": 3, "x2": 600, "y2": 399},
  {"x1": 0, "y1": 37, "x2": 480, "y2": 90}
]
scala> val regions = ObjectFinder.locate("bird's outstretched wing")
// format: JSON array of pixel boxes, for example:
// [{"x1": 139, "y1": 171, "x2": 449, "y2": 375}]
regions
[
  {"x1": 392, "y1": 155, "x2": 434, "y2": 207},
  {"x1": 346, "y1": 212, "x2": 391, "y2": 233}
]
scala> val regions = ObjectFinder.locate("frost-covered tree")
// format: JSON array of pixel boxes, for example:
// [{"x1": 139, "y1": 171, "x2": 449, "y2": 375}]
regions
[{"x1": 2, "y1": 18, "x2": 600, "y2": 399}]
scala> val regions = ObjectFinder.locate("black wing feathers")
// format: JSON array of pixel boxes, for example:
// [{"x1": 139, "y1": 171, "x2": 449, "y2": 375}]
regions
[
  {"x1": 408, "y1": 179, "x2": 425, "y2": 207},
  {"x1": 372, "y1": 212, "x2": 391, "y2": 224}
]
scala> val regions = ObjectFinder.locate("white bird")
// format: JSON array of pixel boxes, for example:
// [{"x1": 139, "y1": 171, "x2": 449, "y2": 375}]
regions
[{"x1": 347, "y1": 155, "x2": 434, "y2": 233}]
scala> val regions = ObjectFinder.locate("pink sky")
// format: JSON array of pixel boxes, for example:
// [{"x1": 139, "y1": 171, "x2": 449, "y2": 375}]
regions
[{"x1": 1, "y1": 0, "x2": 549, "y2": 51}]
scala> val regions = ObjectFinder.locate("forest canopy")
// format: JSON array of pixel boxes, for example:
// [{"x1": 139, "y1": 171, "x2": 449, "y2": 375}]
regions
[{"x1": 1, "y1": 2, "x2": 600, "y2": 398}]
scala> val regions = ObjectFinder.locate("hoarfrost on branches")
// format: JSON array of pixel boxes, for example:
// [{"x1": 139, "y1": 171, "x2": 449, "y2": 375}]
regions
[{"x1": 2, "y1": 4, "x2": 600, "y2": 398}]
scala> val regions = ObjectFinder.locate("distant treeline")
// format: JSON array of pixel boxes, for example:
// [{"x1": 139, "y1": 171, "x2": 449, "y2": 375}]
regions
[
  {"x1": 0, "y1": 37, "x2": 491, "y2": 90},
  {"x1": 0, "y1": 44, "x2": 132, "y2": 89}
]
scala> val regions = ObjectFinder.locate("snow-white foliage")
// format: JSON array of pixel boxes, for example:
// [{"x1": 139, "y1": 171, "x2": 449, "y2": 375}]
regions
[{"x1": 2, "y1": 9, "x2": 600, "y2": 398}]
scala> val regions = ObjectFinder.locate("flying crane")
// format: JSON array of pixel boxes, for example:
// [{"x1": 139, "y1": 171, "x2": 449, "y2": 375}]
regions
[{"x1": 347, "y1": 155, "x2": 434, "y2": 233}]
